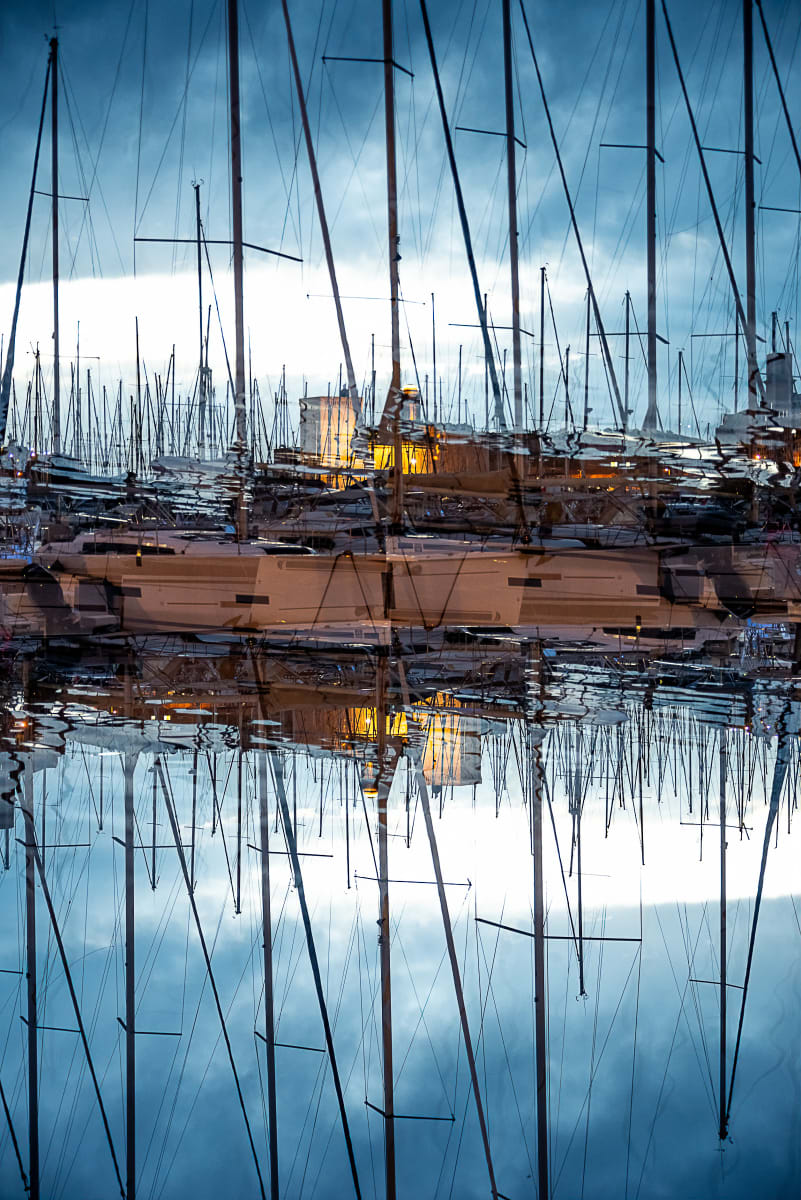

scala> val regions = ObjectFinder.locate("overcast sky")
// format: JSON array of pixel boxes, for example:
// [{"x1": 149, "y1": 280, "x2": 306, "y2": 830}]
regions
[{"x1": 0, "y1": 0, "x2": 799, "y2": 439}]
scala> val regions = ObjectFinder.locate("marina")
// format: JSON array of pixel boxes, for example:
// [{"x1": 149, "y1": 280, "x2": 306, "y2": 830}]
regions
[{"x1": 1, "y1": 0, "x2": 800, "y2": 1195}]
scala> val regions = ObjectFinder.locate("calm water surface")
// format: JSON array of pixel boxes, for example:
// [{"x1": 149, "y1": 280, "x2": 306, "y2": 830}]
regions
[{"x1": 0, "y1": 644, "x2": 798, "y2": 1199}]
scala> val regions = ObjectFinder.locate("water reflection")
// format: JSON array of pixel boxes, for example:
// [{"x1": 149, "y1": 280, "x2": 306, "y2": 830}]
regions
[{"x1": 0, "y1": 639, "x2": 798, "y2": 1199}]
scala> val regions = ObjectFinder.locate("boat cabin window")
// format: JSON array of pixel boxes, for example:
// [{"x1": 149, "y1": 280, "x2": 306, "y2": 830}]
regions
[{"x1": 80, "y1": 541, "x2": 176, "y2": 555}]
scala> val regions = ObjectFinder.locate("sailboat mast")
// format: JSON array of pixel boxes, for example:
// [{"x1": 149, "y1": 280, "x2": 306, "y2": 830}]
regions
[
  {"x1": 644, "y1": 0, "x2": 658, "y2": 430},
  {"x1": 124, "y1": 753, "x2": 137, "y2": 1200},
  {"x1": 258, "y1": 754, "x2": 279, "y2": 1199},
  {"x1": 227, "y1": 0, "x2": 247, "y2": 446},
  {"x1": 502, "y1": 0, "x2": 523, "y2": 428},
  {"x1": 0, "y1": 49, "x2": 50, "y2": 446},
  {"x1": 194, "y1": 183, "x2": 206, "y2": 460},
  {"x1": 50, "y1": 37, "x2": 61, "y2": 455},
  {"x1": 383, "y1": 0, "x2": 401, "y2": 405},
  {"x1": 718, "y1": 730, "x2": 728, "y2": 1141},
  {"x1": 583, "y1": 289, "x2": 590, "y2": 430},
  {"x1": 532, "y1": 735, "x2": 548, "y2": 1200},
  {"x1": 376, "y1": 658, "x2": 396, "y2": 1200},
  {"x1": 23, "y1": 766, "x2": 39, "y2": 1200},
  {"x1": 743, "y1": 0, "x2": 758, "y2": 406},
  {"x1": 539, "y1": 266, "x2": 545, "y2": 428},
  {"x1": 382, "y1": 0, "x2": 405, "y2": 530}
]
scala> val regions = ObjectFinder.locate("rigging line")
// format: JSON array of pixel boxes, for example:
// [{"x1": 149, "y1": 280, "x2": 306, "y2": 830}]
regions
[
  {"x1": 418, "y1": 0, "x2": 503, "y2": 425},
  {"x1": 241, "y1": 2, "x2": 302, "y2": 256},
  {"x1": 303, "y1": 911, "x2": 364, "y2": 1200},
  {"x1": 266, "y1": 749, "x2": 363, "y2": 1200},
  {"x1": 135, "y1": 0, "x2": 222, "y2": 235},
  {"x1": 392, "y1": 923, "x2": 459, "y2": 1107},
  {"x1": 660, "y1": 0, "x2": 765, "y2": 401},
  {"x1": 280, "y1": 0, "x2": 358, "y2": 406},
  {"x1": 57, "y1": 13, "x2": 133, "y2": 277},
  {"x1": 401, "y1": 733, "x2": 498, "y2": 1196},
  {"x1": 725, "y1": 732, "x2": 789, "y2": 1128},
  {"x1": 155, "y1": 910, "x2": 258, "y2": 1200},
  {"x1": 201, "y1": 229, "x2": 237, "y2": 401},
  {"x1": 452, "y1": 0, "x2": 489, "y2": 125},
  {"x1": 54, "y1": 1038, "x2": 128, "y2": 1200},
  {"x1": 653, "y1": 903, "x2": 717, "y2": 1117},
  {"x1": 755, "y1": 0, "x2": 801, "y2": 180},
  {"x1": 155, "y1": 760, "x2": 267, "y2": 1199},
  {"x1": 543, "y1": 774, "x2": 580, "y2": 960},
  {"x1": 0, "y1": 1069, "x2": 28, "y2": 1192},
  {"x1": 58, "y1": 65, "x2": 100, "y2": 281},
  {"x1": 133, "y1": 0, "x2": 150, "y2": 276},
  {"x1": 568, "y1": 0, "x2": 636, "y2": 266},
  {"x1": 0, "y1": 51, "x2": 50, "y2": 444},
  {"x1": 581, "y1": 910, "x2": 608, "y2": 1200},
  {"x1": 519, "y1": 0, "x2": 623, "y2": 254},
  {"x1": 518, "y1": 0, "x2": 626, "y2": 429},
  {"x1": 473, "y1": 895, "x2": 501, "y2": 1153},
  {"x1": 631, "y1": 971, "x2": 695, "y2": 1198},
  {"x1": 400, "y1": 282, "x2": 424, "y2": 397},
  {"x1": 35, "y1": 838, "x2": 106, "y2": 1170},
  {"x1": 404, "y1": 7, "x2": 426, "y2": 265},
  {"x1": 353, "y1": 895, "x2": 381, "y2": 1199},
  {"x1": 170, "y1": 0, "x2": 195, "y2": 277},
  {"x1": 321, "y1": 67, "x2": 385, "y2": 257},
  {"x1": 474, "y1": 926, "x2": 537, "y2": 1181},
  {"x1": 551, "y1": 945, "x2": 641, "y2": 1194},
  {"x1": 18, "y1": 805, "x2": 126, "y2": 1197},
  {"x1": 205, "y1": 752, "x2": 238, "y2": 910}
]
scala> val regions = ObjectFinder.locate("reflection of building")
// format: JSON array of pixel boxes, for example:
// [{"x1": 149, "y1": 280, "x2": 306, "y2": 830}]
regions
[
  {"x1": 257, "y1": 695, "x2": 482, "y2": 788},
  {"x1": 421, "y1": 701, "x2": 482, "y2": 788},
  {"x1": 321, "y1": 696, "x2": 483, "y2": 788},
  {"x1": 299, "y1": 393, "x2": 364, "y2": 471}
]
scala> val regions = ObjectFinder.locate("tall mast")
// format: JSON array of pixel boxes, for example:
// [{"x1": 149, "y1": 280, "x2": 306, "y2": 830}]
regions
[
  {"x1": 743, "y1": 0, "x2": 758, "y2": 406},
  {"x1": 382, "y1": 0, "x2": 405, "y2": 531},
  {"x1": 257, "y1": 755, "x2": 279, "y2": 1199},
  {"x1": 227, "y1": 0, "x2": 247, "y2": 445},
  {"x1": 194, "y1": 183, "x2": 206, "y2": 460},
  {"x1": 376, "y1": 657, "x2": 396, "y2": 1200},
  {"x1": 718, "y1": 730, "x2": 728, "y2": 1141},
  {"x1": 502, "y1": 0, "x2": 523, "y2": 428},
  {"x1": 124, "y1": 753, "x2": 137, "y2": 1200},
  {"x1": 644, "y1": 0, "x2": 659, "y2": 430},
  {"x1": 532, "y1": 734, "x2": 548, "y2": 1199},
  {"x1": 0, "y1": 47, "x2": 50, "y2": 447},
  {"x1": 624, "y1": 292, "x2": 631, "y2": 421},
  {"x1": 539, "y1": 266, "x2": 545, "y2": 429},
  {"x1": 50, "y1": 36, "x2": 61, "y2": 455},
  {"x1": 383, "y1": 0, "x2": 401, "y2": 410},
  {"x1": 23, "y1": 765, "x2": 39, "y2": 1200},
  {"x1": 583, "y1": 289, "x2": 590, "y2": 430}
]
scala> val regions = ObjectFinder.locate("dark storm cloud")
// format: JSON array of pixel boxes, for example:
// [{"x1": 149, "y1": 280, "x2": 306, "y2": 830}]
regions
[{"x1": 0, "y1": 0, "x2": 798, "y2": 424}]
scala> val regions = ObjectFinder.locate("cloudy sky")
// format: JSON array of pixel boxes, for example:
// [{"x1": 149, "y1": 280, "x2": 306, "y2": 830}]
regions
[{"x1": 0, "y1": 0, "x2": 799, "y2": 446}]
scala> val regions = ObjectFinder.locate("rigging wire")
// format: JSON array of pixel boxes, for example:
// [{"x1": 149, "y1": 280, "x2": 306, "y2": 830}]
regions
[{"x1": 133, "y1": 0, "x2": 150, "y2": 275}]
